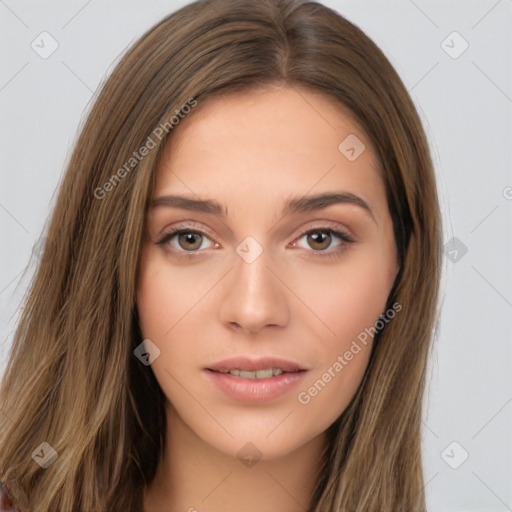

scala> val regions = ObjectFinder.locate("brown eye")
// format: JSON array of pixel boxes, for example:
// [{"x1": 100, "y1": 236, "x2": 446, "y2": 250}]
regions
[
  {"x1": 157, "y1": 228, "x2": 215, "y2": 254},
  {"x1": 178, "y1": 232, "x2": 203, "y2": 251},
  {"x1": 292, "y1": 227, "x2": 353, "y2": 260},
  {"x1": 306, "y1": 231, "x2": 332, "y2": 251}
]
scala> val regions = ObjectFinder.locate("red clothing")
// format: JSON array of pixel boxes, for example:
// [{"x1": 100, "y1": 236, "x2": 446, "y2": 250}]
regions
[{"x1": 0, "y1": 482, "x2": 21, "y2": 512}]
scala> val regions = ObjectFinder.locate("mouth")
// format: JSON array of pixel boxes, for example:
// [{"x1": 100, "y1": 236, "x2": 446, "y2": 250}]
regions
[
  {"x1": 206, "y1": 356, "x2": 306, "y2": 378},
  {"x1": 207, "y1": 367, "x2": 305, "y2": 379},
  {"x1": 204, "y1": 358, "x2": 308, "y2": 402}
]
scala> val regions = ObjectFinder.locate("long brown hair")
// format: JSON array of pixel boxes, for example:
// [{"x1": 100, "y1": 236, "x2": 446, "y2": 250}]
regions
[{"x1": 0, "y1": 1, "x2": 441, "y2": 510}]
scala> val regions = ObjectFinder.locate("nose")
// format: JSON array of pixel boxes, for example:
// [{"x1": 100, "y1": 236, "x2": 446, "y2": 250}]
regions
[{"x1": 218, "y1": 247, "x2": 290, "y2": 335}]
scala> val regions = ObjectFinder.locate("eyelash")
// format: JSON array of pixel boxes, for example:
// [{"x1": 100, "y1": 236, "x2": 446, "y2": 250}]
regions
[{"x1": 156, "y1": 224, "x2": 354, "y2": 261}]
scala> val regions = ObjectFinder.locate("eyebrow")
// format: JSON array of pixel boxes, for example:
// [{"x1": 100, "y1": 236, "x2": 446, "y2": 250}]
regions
[{"x1": 151, "y1": 191, "x2": 375, "y2": 223}]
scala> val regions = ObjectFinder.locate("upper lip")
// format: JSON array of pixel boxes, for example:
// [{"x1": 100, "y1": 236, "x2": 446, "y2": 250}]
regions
[{"x1": 206, "y1": 356, "x2": 307, "y2": 373}]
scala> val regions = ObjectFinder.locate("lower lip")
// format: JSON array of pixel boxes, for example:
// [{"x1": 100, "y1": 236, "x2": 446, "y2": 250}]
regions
[{"x1": 204, "y1": 369, "x2": 307, "y2": 402}]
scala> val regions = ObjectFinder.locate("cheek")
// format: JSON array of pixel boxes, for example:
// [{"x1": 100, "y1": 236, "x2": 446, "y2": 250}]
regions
[
  {"x1": 296, "y1": 248, "x2": 394, "y2": 348},
  {"x1": 291, "y1": 247, "x2": 394, "y2": 410},
  {"x1": 137, "y1": 261, "x2": 174, "y2": 340},
  {"x1": 136, "y1": 249, "x2": 212, "y2": 340},
  {"x1": 136, "y1": 250, "x2": 222, "y2": 394}
]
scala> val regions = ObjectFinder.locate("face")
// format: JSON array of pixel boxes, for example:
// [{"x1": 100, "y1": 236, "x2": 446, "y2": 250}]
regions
[{"x1": 136, "y1": 85, "x2": 398, "y2": 461}]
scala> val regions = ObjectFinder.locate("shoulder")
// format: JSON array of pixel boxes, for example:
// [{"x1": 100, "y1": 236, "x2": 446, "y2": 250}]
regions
[{"x1": 0, "y1": 481, "x2": 21, "y2": 512}]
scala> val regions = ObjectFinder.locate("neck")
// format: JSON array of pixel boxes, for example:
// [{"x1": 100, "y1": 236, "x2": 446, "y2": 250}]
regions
[{"x1": 143, "y1": 401, "x2": 328, "y2": 512}]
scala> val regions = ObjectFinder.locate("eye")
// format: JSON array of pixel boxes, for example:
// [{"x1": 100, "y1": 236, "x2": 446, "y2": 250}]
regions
[
  {"x1": 292, "y1": 227, "x2": 354, "y2": 258},
  {"x1": 157, "y1": 228, "x2": 217, "y2": 255}
]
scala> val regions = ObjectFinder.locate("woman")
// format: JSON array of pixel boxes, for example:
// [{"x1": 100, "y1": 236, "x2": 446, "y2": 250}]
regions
[{"x1": 0, "y1": 0, "x2": 441, "y2": 510}]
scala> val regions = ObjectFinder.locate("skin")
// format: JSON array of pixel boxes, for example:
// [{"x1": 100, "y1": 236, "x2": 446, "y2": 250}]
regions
[{"x1": 137, "y1": 84, "x2": 398, "y2": 512}]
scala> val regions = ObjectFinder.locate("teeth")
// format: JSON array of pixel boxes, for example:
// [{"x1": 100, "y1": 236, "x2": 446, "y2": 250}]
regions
[{"x1": 218, "y1": 368, "x2": 285, "y2": 379}]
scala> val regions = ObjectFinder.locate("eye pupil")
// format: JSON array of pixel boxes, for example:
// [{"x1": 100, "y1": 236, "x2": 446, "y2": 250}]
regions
[
  {"x1": 308, "y1": 231, "x2": 331, "y2": 250},
  {"x1": 179, "y1": 232, "x2": 202, "y2": 250}
]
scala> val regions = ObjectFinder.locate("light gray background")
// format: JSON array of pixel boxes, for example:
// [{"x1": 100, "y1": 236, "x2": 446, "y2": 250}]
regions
[{"x1": 1, "y1": 1, "x2": 511, "y2": 510}]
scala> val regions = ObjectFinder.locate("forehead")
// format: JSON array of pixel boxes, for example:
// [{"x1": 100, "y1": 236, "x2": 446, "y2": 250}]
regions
[{"x1": 153, "y1": 86, "x2": 385, "y2": 218}]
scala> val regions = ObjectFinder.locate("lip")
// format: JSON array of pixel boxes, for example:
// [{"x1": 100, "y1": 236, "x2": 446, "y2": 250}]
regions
[
  {"x1": 204, "y1": 356, "x2": 308, "y2": 402},
  {"x1": 206, "y1": 356, "x2": 307, "y2": 373}
]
